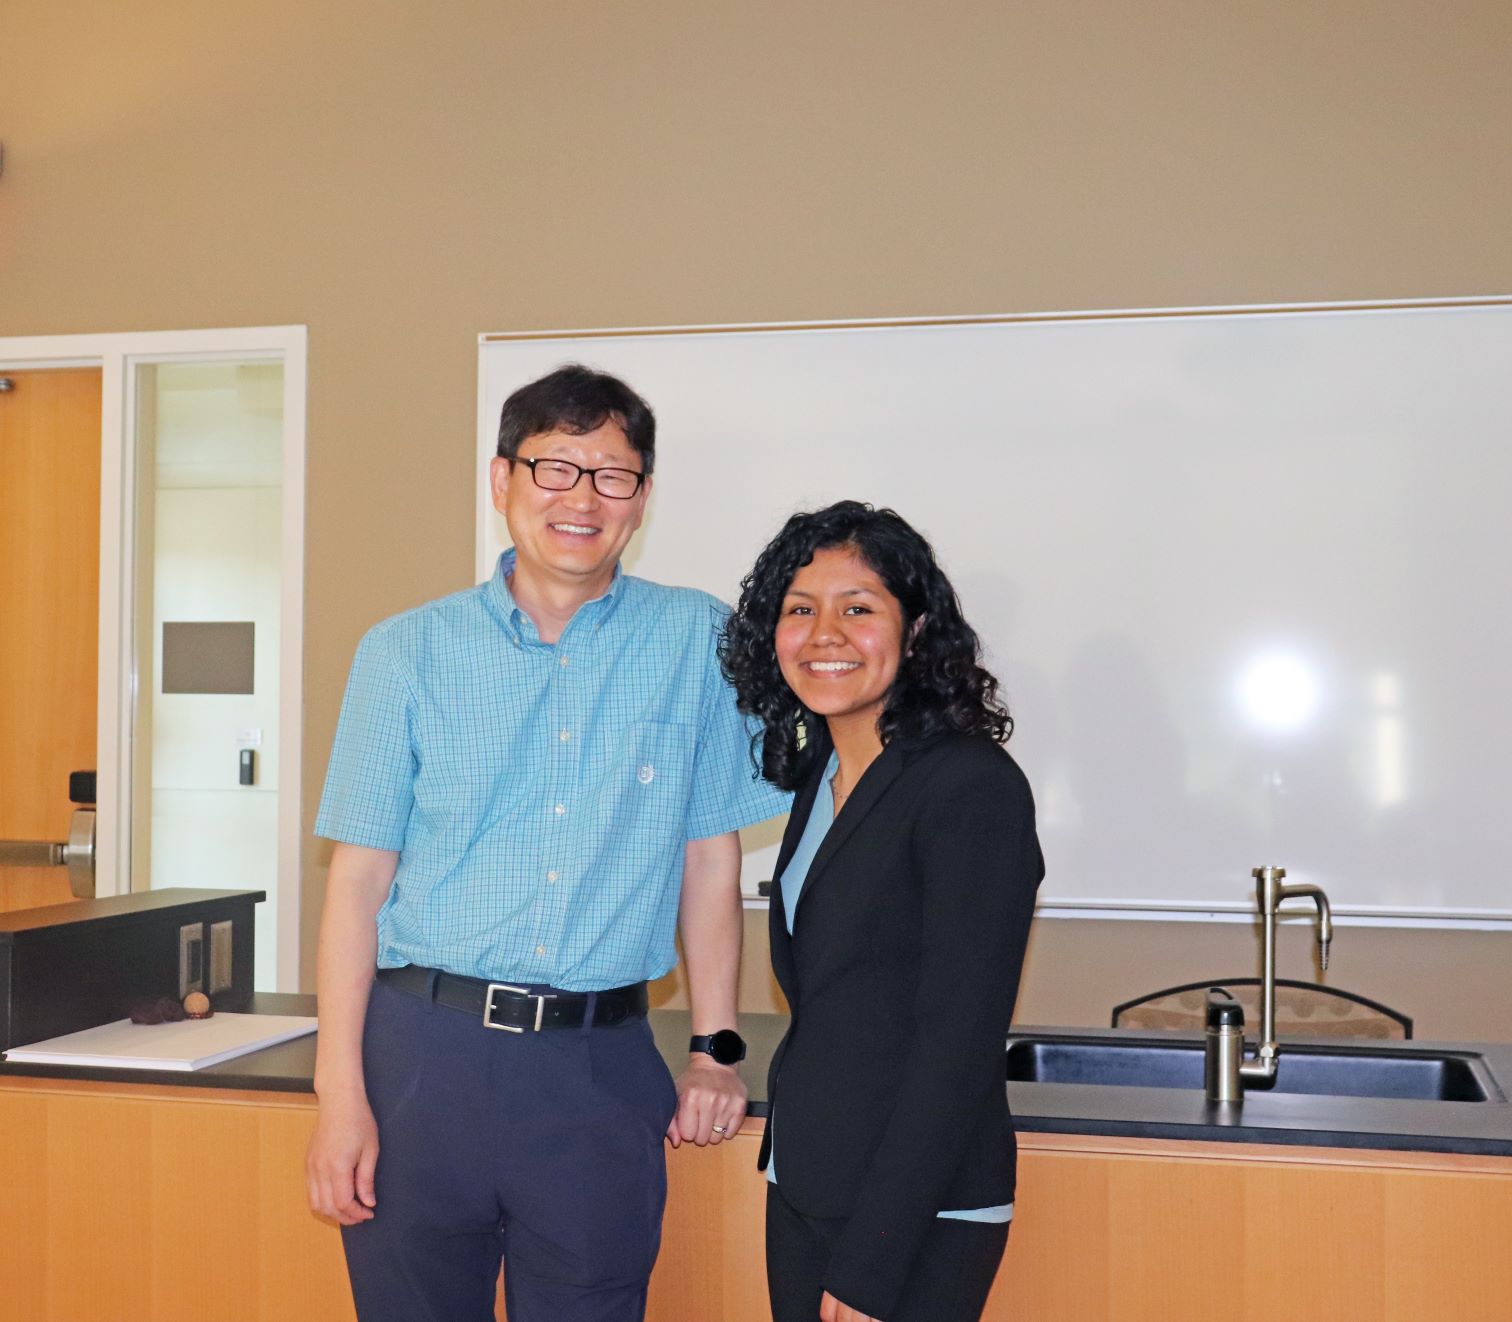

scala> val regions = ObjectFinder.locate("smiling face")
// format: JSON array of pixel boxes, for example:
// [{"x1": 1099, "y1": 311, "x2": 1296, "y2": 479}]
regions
[
  {"x1": 774, "y1": 544, "x2": 908, "y2": 737},
  {"x1": 489, "y1": 419, "x2": 651, "y2": 599}
]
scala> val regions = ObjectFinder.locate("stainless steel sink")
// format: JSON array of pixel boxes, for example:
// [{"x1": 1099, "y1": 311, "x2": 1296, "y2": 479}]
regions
[{"x1": 1004, "y1": 1035, "x2": 1503, "y2": 1103}]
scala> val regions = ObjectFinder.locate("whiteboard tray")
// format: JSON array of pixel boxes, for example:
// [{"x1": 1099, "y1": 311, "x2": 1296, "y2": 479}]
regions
[{"x1": 2, "y1": 1013, "x2": 317, "y2": 1071}]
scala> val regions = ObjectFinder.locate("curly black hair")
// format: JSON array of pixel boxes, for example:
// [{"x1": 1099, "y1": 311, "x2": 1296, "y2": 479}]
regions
[{"x1": 719, "y1": 500, "x2": 1013, "y2": 790}]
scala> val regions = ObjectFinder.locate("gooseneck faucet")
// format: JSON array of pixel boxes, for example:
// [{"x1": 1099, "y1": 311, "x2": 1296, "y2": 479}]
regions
[{"x1": 1207, "y1": 865, "x2": 1333, "y2": 1100}]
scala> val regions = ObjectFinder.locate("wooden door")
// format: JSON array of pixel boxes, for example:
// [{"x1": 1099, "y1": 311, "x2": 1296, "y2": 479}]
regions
[{"x1": 0, "y1": 368, "x2": 102, "y2": 912}]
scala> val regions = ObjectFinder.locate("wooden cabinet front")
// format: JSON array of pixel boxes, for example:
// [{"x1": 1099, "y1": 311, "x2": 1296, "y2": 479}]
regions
[{"x1": 3, "y1": 1077, "x2": 1509, "y2": 1322}]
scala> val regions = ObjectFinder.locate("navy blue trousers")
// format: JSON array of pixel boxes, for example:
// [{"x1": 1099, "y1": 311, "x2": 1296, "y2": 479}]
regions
[{"x1": 341, "y1": 978, "x2": 678, "y2": 1322}]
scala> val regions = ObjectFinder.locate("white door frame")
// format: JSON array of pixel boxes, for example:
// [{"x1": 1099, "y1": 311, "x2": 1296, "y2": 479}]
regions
[{"x1": 0, "y1": 326, "x2": 307, "y2": 990}]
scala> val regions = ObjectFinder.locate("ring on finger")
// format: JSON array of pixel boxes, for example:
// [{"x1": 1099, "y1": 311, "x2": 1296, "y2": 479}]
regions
[{"x1": 711, "y1": 1124, "x2": 727, "y2": 1135}]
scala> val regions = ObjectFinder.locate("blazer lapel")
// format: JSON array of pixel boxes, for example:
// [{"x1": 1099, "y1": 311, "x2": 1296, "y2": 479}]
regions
[
  {"x1": 773, "y1": 749, "x2": 826, "y2": 885},
  {"x1": 768, "y1": 731, "x2": 830, "y2": 1007},
  {"x1": 790, "y1": 735, "x2": 909, "y2": 927}
]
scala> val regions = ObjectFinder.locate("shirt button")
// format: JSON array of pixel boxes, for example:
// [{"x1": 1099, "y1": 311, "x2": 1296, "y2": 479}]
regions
[
  {"x1": 559, "y1": 655, "x2": 570, "y2": 667},
  {"x1": 547, "y1": 870, "x2": 558, "y2": 882},
  {"x1": 536, "y1": 945, "x2": 547, "y2": 956},
  {"x1": 558, "y1": 729, "x2": 571, "y2": 742},
  {"x1": 637, "y1": 764, "x2": 655, "y2": 785},
  {"x1": 554, "y1": 803, "x2": 565, "y2": 816}
]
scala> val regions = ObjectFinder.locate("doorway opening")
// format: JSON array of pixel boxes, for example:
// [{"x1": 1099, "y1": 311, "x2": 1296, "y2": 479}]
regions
[{"x1": 0, "y1": 327, "x2": 306, "y2": 990}]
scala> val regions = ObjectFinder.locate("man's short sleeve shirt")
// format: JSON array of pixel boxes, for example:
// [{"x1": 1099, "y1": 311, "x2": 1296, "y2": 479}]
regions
[{"x1": 315, "y1": 551, "x2": 789, "y2": 990}]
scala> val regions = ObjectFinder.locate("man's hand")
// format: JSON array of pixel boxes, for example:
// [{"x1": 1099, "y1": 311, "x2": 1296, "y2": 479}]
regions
[
  {"x1": 667, "y1": 1053, "x2": 747, "y2": 1147},
  {"x1": 307, "y1": 843, "x2": 394, "y2": 1226},
  {"x1": 306, "y1": 1089, "x2": 380, "y2": 1225},
  {"x1": 820, "y1": 1290, "x2": 880, "y2": 1322}
]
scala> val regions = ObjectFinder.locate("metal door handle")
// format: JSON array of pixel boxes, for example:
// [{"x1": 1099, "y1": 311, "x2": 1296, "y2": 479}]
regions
[
  {"x1": 0, "y1": 809, "x2": 96, "y2": 897},
  {"x1": 0, "y1": 841, "x2": 65, "y2": 867}
]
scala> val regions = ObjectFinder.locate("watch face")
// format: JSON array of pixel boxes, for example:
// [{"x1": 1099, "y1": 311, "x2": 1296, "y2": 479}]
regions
[{"x1": 708, "y1": 1029, "x2": 746, "y2": 1066}]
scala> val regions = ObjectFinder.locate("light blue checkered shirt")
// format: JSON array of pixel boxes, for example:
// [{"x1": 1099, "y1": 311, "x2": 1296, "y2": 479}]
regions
[{"x1": 315, "y1": 550, "x2": 789, "y2": 990}]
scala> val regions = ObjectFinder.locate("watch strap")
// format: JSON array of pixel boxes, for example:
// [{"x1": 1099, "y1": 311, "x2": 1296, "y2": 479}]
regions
[{"x1": 689, "y1": 1030, "x2": 747, "y2": 1065}]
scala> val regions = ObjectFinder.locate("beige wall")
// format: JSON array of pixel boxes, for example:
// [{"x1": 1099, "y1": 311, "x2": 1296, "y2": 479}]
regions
[
  {"x1": 4, "y1": 2, "x2": 1510, "y2": 1033},
  {"x1": 654, "y1": 913, "x2": 1512, "y2": 1045}
]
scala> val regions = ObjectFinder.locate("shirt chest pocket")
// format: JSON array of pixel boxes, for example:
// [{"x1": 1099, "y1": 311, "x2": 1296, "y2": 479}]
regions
[{"x1": 597, "y1": 720, "x2": 697, "y2": 837}]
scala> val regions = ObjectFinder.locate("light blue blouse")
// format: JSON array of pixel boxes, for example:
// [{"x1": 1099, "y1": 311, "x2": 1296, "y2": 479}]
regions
[{"x1": 767, "y1": 751, "x2": 1012, "y2": 1225}]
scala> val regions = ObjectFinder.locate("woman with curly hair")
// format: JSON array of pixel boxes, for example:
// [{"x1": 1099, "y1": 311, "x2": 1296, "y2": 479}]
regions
[{"x1": 721, "y1": 501, "x2": 1043, "y2": 1322}]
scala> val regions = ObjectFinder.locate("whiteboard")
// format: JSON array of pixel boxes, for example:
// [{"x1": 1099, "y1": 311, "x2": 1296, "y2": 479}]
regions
[{"x1": 478, "y1": 302, "x2": 1512, "y2": 923}]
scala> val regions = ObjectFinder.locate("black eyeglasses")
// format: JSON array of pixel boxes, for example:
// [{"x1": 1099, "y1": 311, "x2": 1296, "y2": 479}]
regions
[{"x1": 509, "y1": 457, "x2": 646, "y2": 500}]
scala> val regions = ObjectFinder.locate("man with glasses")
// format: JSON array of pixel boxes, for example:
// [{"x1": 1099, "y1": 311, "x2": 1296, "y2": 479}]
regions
[{"x1": 308, "y1": 364, "x2": 787, "y2": 1322}]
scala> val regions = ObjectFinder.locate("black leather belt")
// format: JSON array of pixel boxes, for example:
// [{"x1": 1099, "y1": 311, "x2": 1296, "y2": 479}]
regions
[{"x1": 376, "y1": 964, "x2": 648, "y2": 1032}]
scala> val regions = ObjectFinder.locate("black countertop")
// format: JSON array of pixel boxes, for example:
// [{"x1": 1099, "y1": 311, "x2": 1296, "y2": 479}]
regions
[
  {"x1": 4, "y1": 996, "x2": 1510, "y2": 1159},
  {"x1": 0, "y1": 993, "x2": 325, "y2": 1093}
]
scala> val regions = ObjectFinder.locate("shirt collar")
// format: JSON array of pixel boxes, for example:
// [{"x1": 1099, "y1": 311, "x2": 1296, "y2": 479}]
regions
[{"x1": 486, "y1": 548, "x2": 627, "y2": 644}]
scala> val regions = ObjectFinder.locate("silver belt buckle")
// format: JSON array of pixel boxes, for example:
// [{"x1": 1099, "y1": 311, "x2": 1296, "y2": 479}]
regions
[{"x1": 484, "y1": 983, "x2": 547, "y2": 1032}]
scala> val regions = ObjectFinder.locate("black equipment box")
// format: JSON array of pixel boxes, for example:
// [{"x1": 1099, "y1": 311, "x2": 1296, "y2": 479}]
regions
[{"x1": 0, "y1": 888, "x2": 263, "y2": 1051}]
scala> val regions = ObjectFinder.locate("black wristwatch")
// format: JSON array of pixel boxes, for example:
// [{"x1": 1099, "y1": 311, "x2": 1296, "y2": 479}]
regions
[{"x1": 689, "y1": 1029, "x2": 747, "y2": 1066}]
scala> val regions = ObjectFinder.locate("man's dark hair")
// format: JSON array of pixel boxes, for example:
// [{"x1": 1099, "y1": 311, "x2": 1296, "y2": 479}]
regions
[
  {"x1": 719, "y1": 500, "x2": 1013, "y2": 790},
  {"x1": 496, "y1": 364, "x2": 656, "y2": 474}
]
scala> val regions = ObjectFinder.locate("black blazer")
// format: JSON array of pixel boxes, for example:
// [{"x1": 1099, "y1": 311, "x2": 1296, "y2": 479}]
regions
[{"x1": 761, "y1": 727, "x2": 1043, "y2": 1318}]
